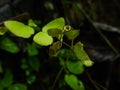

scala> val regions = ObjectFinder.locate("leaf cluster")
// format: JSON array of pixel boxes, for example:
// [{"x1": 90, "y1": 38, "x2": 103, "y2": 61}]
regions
[{"x1": 0, "y1": 17, "x2": 94, "y2": 90}]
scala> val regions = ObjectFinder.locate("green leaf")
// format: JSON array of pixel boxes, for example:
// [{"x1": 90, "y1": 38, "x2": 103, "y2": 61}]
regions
[
  {"x1": 4, "y1": 20, "x2": 34, "y2": 38},
  {"x1": 0, "y1": 27, "x2": 7, "y2": 35},
  {"x1": 33, "y1": 20, "x2": 42, "y2": 25},
  {"x1": 73, "y1": 42, "x2": 94, "y2": 67},
  {"x1": 27, "y1": 43, "x2": 38, "y2": 56},
  {"x1": 49, "y1": 41, "x2": 62, "y2": 56},
  {"x1": 0, "y1": 83, "x2": 4, "y2": 90},
  {"x1": 27, "y1": 74, "x2": 36, "y2": 84},
  {"x1": 47, "y1": 28, "x2": 62, "y2": 37},
  {"x1": 57, "y1": 49, "x2": 78, "y2": 61},
  {"x1": 28, "y1": 19, "x2": 37, "y2": 27},
  {"x1": 8, "y1": 83, "x2": 27, "y2": 90},
  {"x1": 33, "y1": 31, "x2": 53, "y2": 46},
  {"x1": 56, "y1": 49, "x2": 70, "y2": 59},
  {"x1": 25, "y1": 70, "x2": 30, "y2": 76},
  {"x1": 44, "y1": 1, "x2": 54, "y2": 10},
  {"x1": 28, "y1": 57, "x2": 40, "y2": 71},
  {"x1": 73, "y1": 3, "x2": 82, "y2": 12},
  {"x1": 1, "y1": 70, "x2": 13, "y2": 87},
  {"x1": 59, "y1": 58, "x2": 65, "y2": 66},
  {"x1": 65, "y1": 30, "x2": 79, "y2": 40},
  {"x1": 20, "y1": 58, "x2": 28, "y2": 70},
  {"x1": 0, "y1": 37, "x2": 20, "y2": 53},
  {"x1": 21, "y1": 63, "x2": 28, "y2": 70},
  {"x1": 67, "y1": 61, "x2": 84, "y2": 74},
  {"x1": 42, "y1": 17, "x2": 65, "y2": 32},
  {"x1": 64, "y1": 74, "x2": 85, "y2": 90}
]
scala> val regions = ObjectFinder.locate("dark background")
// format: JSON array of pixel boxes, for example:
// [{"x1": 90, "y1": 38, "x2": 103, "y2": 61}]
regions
[{"x1": 0, "y1": 0, "x2": 120, "y2": 90}]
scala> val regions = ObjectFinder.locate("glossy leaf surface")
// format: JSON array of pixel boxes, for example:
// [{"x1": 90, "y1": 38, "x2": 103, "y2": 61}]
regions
[
  {"x1": 33, "y1": 32, "x2": 53, "y2": 46},
  {"x1": 42, "y1": 17, "x2": 65, "y2": 32},
  {"x1": 4, "y1": 20, "x2": 34, "y2": 38}
]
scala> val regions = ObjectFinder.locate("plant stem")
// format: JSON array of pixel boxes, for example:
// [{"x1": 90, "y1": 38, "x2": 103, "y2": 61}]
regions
[
  {"x1": 52, "y1": 66, "x2": 64, "y2": 89},
  {"x1": 62, "y1": 41, "x2": 71, "y2": 48},
  {"x1": 86, "y1": 71, "x2": 108, "y2": 90},
  {"x1": 79, "y1": 4, "x2": 119, "y2": 54},
  {"x1": 52, "y1": 52, "x2": 71, "y2": 89},
  {"x1": 71, "y1": 40, "x2": 74, "y2": 49}
]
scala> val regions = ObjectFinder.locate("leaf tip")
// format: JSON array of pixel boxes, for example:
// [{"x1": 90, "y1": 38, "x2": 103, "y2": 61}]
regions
[{"x1": 83, "y1": 60, "x2": 94, "y2": 67}]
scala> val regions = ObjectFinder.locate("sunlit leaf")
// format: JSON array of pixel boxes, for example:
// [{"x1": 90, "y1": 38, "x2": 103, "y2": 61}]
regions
[
  {"x1": 8, "y1": 83, "x2": 27, "y2": 90},
  {"x1": 28, "y1": 19, "x2": 37, "y2": 27},
  {"x1": 4, "y1": 20, "x2": 34, "y2": 38},
  {"x1": 0, "y1": 37, "x2": 20, "y2": 53},
  {"x1": 42, "y1": 17, "x2": 65, "y2": 32},
  {"x1": 67, "y1": 61, "x2": 84, "y2": 74},
  {"x1": 0, "y1": 27, "x2": 7, "y2": 35},
  {"x1": 65, "y1": 30, "x2": 79, "y2": 40},
  {"x1": 73, "y1": 42, "x2": 94, "y2": 67},
  {"x1": 33, "y1": 32, "x2": 53, "y2": 46},
  {"x1": 1, "y1": 70, "x2": 13, "y2": 87},
  {"x1": 65, "y1": 74, "x2": 85, "y2": 90}
]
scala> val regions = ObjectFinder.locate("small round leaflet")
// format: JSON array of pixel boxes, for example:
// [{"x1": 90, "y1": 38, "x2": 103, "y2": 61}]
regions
[{"x1": 33, "y1": 32, "x2": 53, "y2": 46}]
